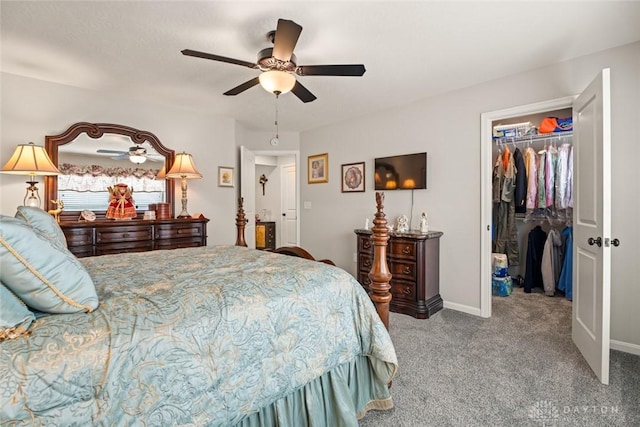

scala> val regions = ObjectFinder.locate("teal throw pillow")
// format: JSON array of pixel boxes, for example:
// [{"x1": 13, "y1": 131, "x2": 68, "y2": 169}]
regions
[
  {"x1": 0, "y1": 216, "x2": 98, "y2": 313},
  {"x1": 15, "y1": 206, "x2": 68, "y2": 248}
]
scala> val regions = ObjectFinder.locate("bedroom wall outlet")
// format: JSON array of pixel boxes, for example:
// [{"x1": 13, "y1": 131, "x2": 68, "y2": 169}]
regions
[
  {"x1": 303, "y1": 201, "x2": 312, "y2": 209},
  {"x1": 353, "y1": 253, "x2": 357, "y2": 263}
]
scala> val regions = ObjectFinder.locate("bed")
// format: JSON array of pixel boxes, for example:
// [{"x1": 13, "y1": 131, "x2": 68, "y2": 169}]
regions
[{"x1": 0, "y1": 195, "x2": 396, "y2": 426}]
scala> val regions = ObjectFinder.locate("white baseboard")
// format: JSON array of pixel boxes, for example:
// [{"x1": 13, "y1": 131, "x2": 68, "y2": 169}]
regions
[
  {"x1": 443, "y1": 300, "x2": 482, "y2": 317},
  {"x1": 610, "y1": 339, "x2": 640, "y2": 356}
]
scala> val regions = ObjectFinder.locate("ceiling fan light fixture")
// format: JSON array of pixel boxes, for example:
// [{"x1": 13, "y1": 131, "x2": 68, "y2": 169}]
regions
[
  {"x1": 129, "y1": 154, "x2": 147, "y2": 164},
  {"x1": 259, "y1": 70, "x2": 295, "y2": 95}
]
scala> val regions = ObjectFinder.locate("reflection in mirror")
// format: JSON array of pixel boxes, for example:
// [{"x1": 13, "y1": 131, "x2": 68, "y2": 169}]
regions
[
  {"x1": 58, "y1": 135, "x2": 165, "y2": 211},
  {"x1": 45, "y1": 123, "x2": 175, "y2": 220}
]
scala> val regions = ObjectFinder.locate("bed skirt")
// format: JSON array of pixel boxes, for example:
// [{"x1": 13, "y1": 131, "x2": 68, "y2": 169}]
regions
[{"x1": 236, "y1": 355, "x2": 395, "y2": 426}]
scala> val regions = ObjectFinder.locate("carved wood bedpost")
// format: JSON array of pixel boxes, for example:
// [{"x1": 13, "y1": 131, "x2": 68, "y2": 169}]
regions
[
  {"x1": 369, "y1": 192, "x2": 392, "y2": 330},
  {"x1": 235, "y1": 197, "x2": 248, "y2": 247}
]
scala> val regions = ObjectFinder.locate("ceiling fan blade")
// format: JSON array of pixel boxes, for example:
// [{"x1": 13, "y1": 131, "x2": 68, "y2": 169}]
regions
[
  {"x1": 224, "y1": 77, "x2": 261, "y2": 96},
  {"x1": 291, "y1": 81, "x2": 317, "y2": 103},
  {"x1": 296, "y1": 64, "x2": 366, "y2": 76},
  {"x1": 272, "y1": 19, "x2": 302, "y2": 62},
  {"x1": 181, "y1": 49, "x2": 257, "y2": 69},
  {"x1": 97, "y1": 149, "x2": 126, "y2": 154}
]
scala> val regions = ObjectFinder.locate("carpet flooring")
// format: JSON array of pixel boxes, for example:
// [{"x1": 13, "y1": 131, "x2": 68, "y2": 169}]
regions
[{"x1": 359, "y1": 287, "x2": 640, "y2": 426}]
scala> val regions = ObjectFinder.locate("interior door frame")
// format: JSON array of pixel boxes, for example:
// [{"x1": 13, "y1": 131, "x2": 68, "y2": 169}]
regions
[
  {"x1": 252, "y1": 149, "x2": 301, "y2": 247},
  {"x1": 480, "y1": 95, "x2": 575, "y2": 318}
]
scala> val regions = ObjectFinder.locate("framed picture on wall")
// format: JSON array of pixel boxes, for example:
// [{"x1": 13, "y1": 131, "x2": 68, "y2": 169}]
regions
[
  {"x1": 218, "y1": 166, "x2": 234, "y2": 187},
  {"x1": 341, "y1": 162, "x2": 365, "y2": 192},
  {"x1": 308, "y1": 153, "x2": 328, "y2": 184}
]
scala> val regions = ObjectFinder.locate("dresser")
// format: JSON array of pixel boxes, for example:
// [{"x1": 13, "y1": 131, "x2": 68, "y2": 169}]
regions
[
  {"x1": 255, "y1": 221, "x2": 276, "y2": 250},
  {"x1": 60, "y1": 218, "x2": 209, "y2": 258},
  {"x1": 355, "y1": 229, "x2": 443, "y2": 319}
]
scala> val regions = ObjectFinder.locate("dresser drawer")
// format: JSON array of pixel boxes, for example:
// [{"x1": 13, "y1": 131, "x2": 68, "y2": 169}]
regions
[
  {"x1": 96, "y1": 225, "x2": 153, "y2": 244},
  {"x1": 155, "y1": 237, "x2": 203, "y2": 250},
  {"x1": 155, "y1": 223, "x2": 203, "y2": 240},
  {"x1": 389, "y1": 239, "x2": 417, "y2": 260},
  {"x1": 359, "y1": 253, "x2": 373, "y2": 272},
  {"x1": 357, "y1": 235, "x2": 372, "y2": 254},
  {"x1": 389, "y1": 259, "x2": 417, "y2": 280},
  {"x1": 64, "y1": 228, "x2": 94, "y2": 246},
  {"x1": 358, "y1": 272, "x2": 371, "y2": 290},
  {"x1": 96, "y1": 241, "x2": 153, "y2": 255},
  {"x1": 390, "y1": 279, "x2": 417, "y2": 302},
  {"x1": 67, "y1": 245, "x2": 94, "y2": 258}
]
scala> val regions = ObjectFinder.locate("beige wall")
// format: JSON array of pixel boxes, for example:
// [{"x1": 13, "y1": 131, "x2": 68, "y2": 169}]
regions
[
  {"x1": 299, "y1": 42, "x2": 640, "y2": 350},
  {"x1": 0, "y1": 73, "x2": 237, "y2": 245}
]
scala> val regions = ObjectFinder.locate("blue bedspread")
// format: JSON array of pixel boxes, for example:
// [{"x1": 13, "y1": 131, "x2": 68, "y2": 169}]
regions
[{"x1": 0, "y1": 246, "x2": 397, "y2": 425}]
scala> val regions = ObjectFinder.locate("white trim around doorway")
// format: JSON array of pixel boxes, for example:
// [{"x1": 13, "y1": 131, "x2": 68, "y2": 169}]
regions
[{"x1": 479, "y1": 96, "x2": 575, "y2": 318}]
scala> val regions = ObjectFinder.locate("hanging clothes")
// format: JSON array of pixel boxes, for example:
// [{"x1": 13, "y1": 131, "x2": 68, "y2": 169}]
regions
[
  {"x1": 541, "y1": 228, "x2": 564, "y2": 296},
  {"x1": 513, "y1": 147, "x2": 527, "y2": 214},
  {"x1": 545, "y1": 144, "x2": 558, "y2": 208},
  {"x1": 524, "y1": 225, "x2": 547, "y2": 293},
  {"x1": 536, "y1": 150, "x2": 546, "y2": 209},
  {"x1": 492, "y1": 148, "x2": 520, "y2": 266},
  {"x1": 557, "y1": 226, "x2": 574, "y2": 300},
  {"x1": 555, "y1": 143, "x2": 572, "y2": 209},
  {"x1": 524, "y1": 146, "x2": 538, "y2": 210}
]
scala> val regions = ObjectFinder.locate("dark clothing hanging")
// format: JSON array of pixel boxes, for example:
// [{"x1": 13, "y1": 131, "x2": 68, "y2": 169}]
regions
[
  {"x1": 524, "y1": 225, "x2": 547, "y2": 293},
  {"x1": 557, "y1": 226, "x2": 573, "y2": 300},
  {"x1": 513, "y1": 147, "x2": 527, "y2": 214}
]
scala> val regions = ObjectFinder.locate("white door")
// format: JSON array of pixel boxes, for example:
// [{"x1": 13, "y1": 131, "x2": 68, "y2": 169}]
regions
[
  {"x1": 240, "y1": 146, "x2": 256, "y2": 249},
  {"x1": 281, "y1": 163, "x2": 298, "y2": 246},
  {"x1": 571, "y1": 68, "x2": 612, "y2": 384}
]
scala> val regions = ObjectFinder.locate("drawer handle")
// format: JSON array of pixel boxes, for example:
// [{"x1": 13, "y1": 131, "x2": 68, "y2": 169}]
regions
[
  {"x1": 364, "y1": 259, "x2": 371, "y2": 268},
  {"x1": 363, "y1": 241, "x2": 371, "y2": 249},
  {"x1": 403, "y1": 266, "x2": 411, "y2": 274},
  {"x1": 402, "y1": 246, "x2": 411, "y2": 254},
  {"x1": 177, "y1": 230, "x2": 182, "y2": 234},
  {"x1": 403, "y1": 287, "x2": 412, "y2": 295},
  {"x1": 122, "y1": 233, "x2": 129, "y2": 238},
  {"x1": 364, "y1": 278, "x2": 371, "y2": 285}
]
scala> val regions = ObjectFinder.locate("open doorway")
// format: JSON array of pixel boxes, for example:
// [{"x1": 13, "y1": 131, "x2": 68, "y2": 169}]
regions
[
  {"x1": 241, "y1": 147, "x2": 300, "y2": 249},
  {"x1": 480, "y1": 96, "x2": 575, "y2": 318},
  {"x1": 480, "y1": 69, "x2": 613, "y2": 384}
]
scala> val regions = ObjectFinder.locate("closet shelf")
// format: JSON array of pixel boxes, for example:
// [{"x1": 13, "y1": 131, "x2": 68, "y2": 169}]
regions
[{"x1": 494, "y1": 131, "x2": 572, "y2": 145}]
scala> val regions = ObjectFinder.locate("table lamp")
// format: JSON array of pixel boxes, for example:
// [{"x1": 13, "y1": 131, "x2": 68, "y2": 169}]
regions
[
  {"x1": 165, "y1": 152, "x2": 202, "y2": 218},
  {"x1": 1, "y1": 142, "x2": 60, "y2": 208}
]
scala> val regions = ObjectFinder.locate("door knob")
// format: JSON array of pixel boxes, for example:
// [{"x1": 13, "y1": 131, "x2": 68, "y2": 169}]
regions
[
  {"x1": 282, "y1": 213, "x2": 286, "y2": 217},
  {"x1": 611, "y1": 238, "x2": 620, "y2": 247},
  {"x1": 588, "y1": 237, "x2": 602, "y2": 247}
]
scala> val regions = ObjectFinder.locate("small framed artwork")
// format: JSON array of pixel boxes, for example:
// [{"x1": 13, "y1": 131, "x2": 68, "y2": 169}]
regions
[
  {"x1": 218, "y1": 166, "x2": 234, "y2": 187},
  {"x1": 308, "y1": 153, "x2": 328, "y2": 184},
  {"x1": 341, "y1": 162, "x2": 365, "y2": 192}
]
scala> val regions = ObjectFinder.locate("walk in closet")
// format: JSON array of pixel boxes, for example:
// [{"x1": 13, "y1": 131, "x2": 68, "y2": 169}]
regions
[{"x1": 491, "y1": 108, "x2": 574, "y2": 301}]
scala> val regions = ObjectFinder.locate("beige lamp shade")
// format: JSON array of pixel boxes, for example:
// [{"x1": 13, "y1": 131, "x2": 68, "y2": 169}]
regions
[
  {"x1": 166, "y1": 152, "x2": 202, "y2": 179},
  {"x1": 1, "y1": 142, "x2": 60, "y2": 175},
  {"x1": 259, "y1": 70, "x2": 296, "y2": 95}
]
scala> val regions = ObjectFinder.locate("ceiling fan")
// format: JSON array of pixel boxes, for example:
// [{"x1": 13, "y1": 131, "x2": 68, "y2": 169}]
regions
[
  {"x1": 96, "y1": 146, "x2": 162, "y2": 164},
  {"x1": 182, "y1": 18, "x2": 366, "y2": 103}
]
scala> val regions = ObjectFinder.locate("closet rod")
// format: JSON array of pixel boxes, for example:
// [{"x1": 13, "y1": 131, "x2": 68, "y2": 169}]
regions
[{"x1": 494, "y1": 131, "x2": 573, "y2": 146}]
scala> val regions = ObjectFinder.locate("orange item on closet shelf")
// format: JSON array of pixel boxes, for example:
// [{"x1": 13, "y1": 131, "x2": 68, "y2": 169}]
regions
[{"x1": 539, "y1": 117, "x2": 573, "y2": 133}]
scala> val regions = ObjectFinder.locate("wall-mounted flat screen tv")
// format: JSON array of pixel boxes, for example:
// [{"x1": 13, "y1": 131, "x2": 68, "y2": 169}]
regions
[{"x1": 374, "y1": 152, "x2": 427, "y2": 190}]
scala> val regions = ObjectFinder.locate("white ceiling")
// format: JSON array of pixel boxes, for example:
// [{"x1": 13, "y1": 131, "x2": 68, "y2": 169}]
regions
[{"x1": 2, "y1": 1, "x2": 640, "y2": 133}]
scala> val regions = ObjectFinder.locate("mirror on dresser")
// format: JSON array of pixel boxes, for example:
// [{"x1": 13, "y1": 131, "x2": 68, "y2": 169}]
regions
[{"x1": 44, "y1": 122, "x2": 175, "y2": 221}]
